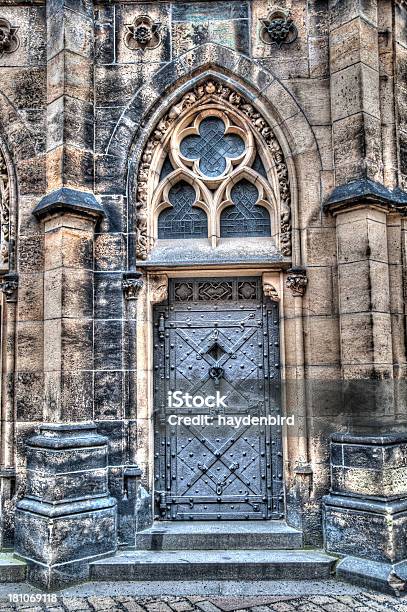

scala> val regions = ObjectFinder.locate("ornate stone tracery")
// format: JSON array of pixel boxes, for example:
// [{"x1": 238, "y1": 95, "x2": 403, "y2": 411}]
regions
[
  {"x1": 0, "y1": 147, "x2": 10, "y2": 268},
  {"x1": 135, "y1": 79, "x2": 292, "y2": 260}
]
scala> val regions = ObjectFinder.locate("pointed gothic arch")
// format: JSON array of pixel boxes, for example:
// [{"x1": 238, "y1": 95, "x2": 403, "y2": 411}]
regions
[{"x1": 134, "y1": 78, "x2": 292, "y2": 260}]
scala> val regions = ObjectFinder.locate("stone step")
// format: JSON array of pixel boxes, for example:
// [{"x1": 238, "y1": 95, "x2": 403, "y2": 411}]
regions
[
  {"x1": 135, "y1": 520, "x2": 303, "y2": 550},
  {"x1": 91, "y1": 549, "x2": 336, "y2": 582},
  {"x1": 0, "y1": 553, "x2": 26, "y2": 583}
]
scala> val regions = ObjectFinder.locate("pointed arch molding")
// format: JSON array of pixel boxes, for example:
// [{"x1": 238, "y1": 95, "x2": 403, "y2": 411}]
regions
[{"x1": 135, "y1": 79, "x2": 292, "y2": 260}]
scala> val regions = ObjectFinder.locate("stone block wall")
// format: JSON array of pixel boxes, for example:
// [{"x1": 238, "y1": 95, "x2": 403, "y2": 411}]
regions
[{"x1": 0, "y1": 0, "x2": 405, "y2": 563}]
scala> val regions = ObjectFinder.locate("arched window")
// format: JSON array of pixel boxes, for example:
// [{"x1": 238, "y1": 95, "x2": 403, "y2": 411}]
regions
[
  {"x1": 135, "y1": 80, "x2": 292, "y2": 259},
  {"x1": 220, "y1": 180, "x2": 271, "y2": 238},
  {"x1": 157, "y1": 181, "x2": 208, "y2": 239}
]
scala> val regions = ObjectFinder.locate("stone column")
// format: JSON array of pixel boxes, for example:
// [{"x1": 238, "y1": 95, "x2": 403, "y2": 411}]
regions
[
  {"x1": 46, "y1": 0, "x2": 94, "y2": 195},
  {"x1": 329, "y1": 0, "x2": 382, "y2": 185},
  {"x1": 324, "y1": 186, "x2": 407, "y2": 427},
  {"x1": 324, "y1": 433, "x2": 407, "y2": 595},
  {"x1": 33, "y1": 194, "x2": 104, "y2": 422}
]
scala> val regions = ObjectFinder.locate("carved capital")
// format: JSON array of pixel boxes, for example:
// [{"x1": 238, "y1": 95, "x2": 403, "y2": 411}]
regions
[
  {"x1": 286, "y1": 267, "x2": 307, "y2": 297},
  {"x1": 150, "y1": 273, "x2": 168, "y2": 304},
  {"x1": 1, "y1": 272, "x2": 18, "y2": 302},
  {"x1": 123, "y1": 271, "x2": 144, "y2": 300}
]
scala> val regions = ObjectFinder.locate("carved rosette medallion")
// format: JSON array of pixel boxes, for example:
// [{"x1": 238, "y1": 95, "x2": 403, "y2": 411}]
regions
[
  {"x1": 260, "y1": 7, "x2": 298, "y2": 48},
  {"x1": 124, "y1": 15, "x2": 161, "y2": 51},
  {"x1": 0, "y1": 148, "x2": 10, "y2": 267},
  {"x1": 135, "y1": 79, "x2": 292, "y2": 260},
  {"x1": 286, "y1": 267, "x2": 307, "y2": 297},
  {"x1": 0, "y1": 18, "x2": 19, "y2": 58}
]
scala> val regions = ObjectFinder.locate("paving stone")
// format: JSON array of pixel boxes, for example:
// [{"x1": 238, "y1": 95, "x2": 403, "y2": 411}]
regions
[
  {"x1": 169, "y1": 601, "x2": 195, "y2": 612},
  {"x1": 145, "y1": 603, "x2": 174, "y2": 612},
  {"x1": 195, "y1": 603, "x2": 222, "y2": 612},
  {"x1": 121, "y1": 603, "x2": 147, "y2": 612}
]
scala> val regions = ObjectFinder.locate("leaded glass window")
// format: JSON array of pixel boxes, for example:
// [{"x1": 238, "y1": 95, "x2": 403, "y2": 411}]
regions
[
  {"x1": 157, "y1": 181, "x2": 208, "y2": 239},
  {"x1": 220, "y1": 180, "x2": 271, "y2": 237},
  {"x1": 153, "y1": 108, "x2": 275, "y2": 244},
  {"x1": 180, "y1": 117, "x2": 245, "y2": 178}
]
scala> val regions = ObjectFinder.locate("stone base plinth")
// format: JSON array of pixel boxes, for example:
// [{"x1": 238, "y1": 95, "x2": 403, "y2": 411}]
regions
[
  {"x1": 14, "y1": 423, "x2": 117, "y2": 589},
  {"x1": 336, "y1": 556, "x2": 407, "y2": 597},
  {"x1": 323, "y1": 433, "x2": 407, "y2": 595}
]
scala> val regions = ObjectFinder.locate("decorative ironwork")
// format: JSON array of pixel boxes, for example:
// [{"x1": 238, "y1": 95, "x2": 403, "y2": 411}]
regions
[
  {"x1": 154, "y1": 277, "x2": 283, "y2": 520},
  {"x1": 171, "y1": 278, "x2": 260, "y2": 302},
  {"x1": 180, "y1": 117, "x2": 245, "y2": 178},
  {"x1": 124, "y1": 14, "x2": 161, "y2": 51},
  {"x1": 260, "y1": 7, "x2": 298, "y2": 48},
  {"x1": 198, "y1": 281, "x2": 233, "y2": 301},
  {"x1": 135, "y1": 79, "x2": 292, "y2": 259},
  {"x1": 0, "y1": 18, "x2": 19, "y2": 59},
  {"x1": 220, "y1": 180, "x2": 271, "y2": 238},
  {"x1": 158, "y1": 181, "x2": 208, "y2": 239}
]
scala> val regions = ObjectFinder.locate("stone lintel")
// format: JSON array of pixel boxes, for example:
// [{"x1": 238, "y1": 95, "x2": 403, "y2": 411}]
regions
[
  {"x1": 33, "y1": 188, "x2": 105, "y2": 221},
  {"x1": 324, "y1": 179, "x2": 407, "y2": 214}
]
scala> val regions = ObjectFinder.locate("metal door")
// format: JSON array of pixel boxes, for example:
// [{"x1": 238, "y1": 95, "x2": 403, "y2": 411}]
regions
[{"x1": 154, "y1": 277, "x2": 283, "y2": 520}]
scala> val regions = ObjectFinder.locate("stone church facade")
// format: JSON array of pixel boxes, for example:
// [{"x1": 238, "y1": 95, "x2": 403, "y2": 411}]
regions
[{"x1": 0, "y1": 0, "x2": 407, "y2": 595}]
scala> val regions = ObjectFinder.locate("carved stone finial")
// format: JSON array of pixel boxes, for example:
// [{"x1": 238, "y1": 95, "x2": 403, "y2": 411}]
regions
[
  {"x1": 0, "y1": 18, "x2": 19, "y2": 58},
  {"x1": 263, "y1": 282, "x2": 280, "y2": 302},
  {"x1": 124, "y1": 15, "x2": 161, "y2": 51},
  {"x1": 260, "y1": 7, "x2": 298, "y2": 48},
  {"x1": 1, "y1": 272, "x2": 18, "y2": 302},
  {"x1": 123, "y1": 272, "x2": 144, "y2": 300},
  {"x1": 286, "y1": 267, "x2": 307, "y2": 297}
]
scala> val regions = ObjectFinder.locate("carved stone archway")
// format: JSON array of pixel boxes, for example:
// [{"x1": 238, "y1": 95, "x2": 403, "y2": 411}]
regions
[{"x1": 135, "y1": 79, "x2": 292, "y2": 261}]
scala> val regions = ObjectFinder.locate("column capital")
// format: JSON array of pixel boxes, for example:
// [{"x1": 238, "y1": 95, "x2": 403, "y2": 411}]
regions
[{"x1": 324, "y1": 179, "x2": 407, "y2": 215}]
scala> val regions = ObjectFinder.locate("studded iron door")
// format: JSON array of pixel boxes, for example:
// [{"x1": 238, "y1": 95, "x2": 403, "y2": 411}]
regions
[{"x1": 154, "y1": 277, "x2": 283, "y2": 520}]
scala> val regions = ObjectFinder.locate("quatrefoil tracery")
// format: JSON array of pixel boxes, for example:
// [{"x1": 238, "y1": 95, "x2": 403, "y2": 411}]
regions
[
  {"x1": 153, "y1": 107, "x2": 277, "y2": 245},
  {"x1": 179, "y1": 116, "x2": 245, "y2": 179}
]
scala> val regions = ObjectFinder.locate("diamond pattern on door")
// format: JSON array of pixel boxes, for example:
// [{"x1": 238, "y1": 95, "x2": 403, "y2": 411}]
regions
[{"x1": 154, "y1": 277, "x2": 283, "y2": 520}]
